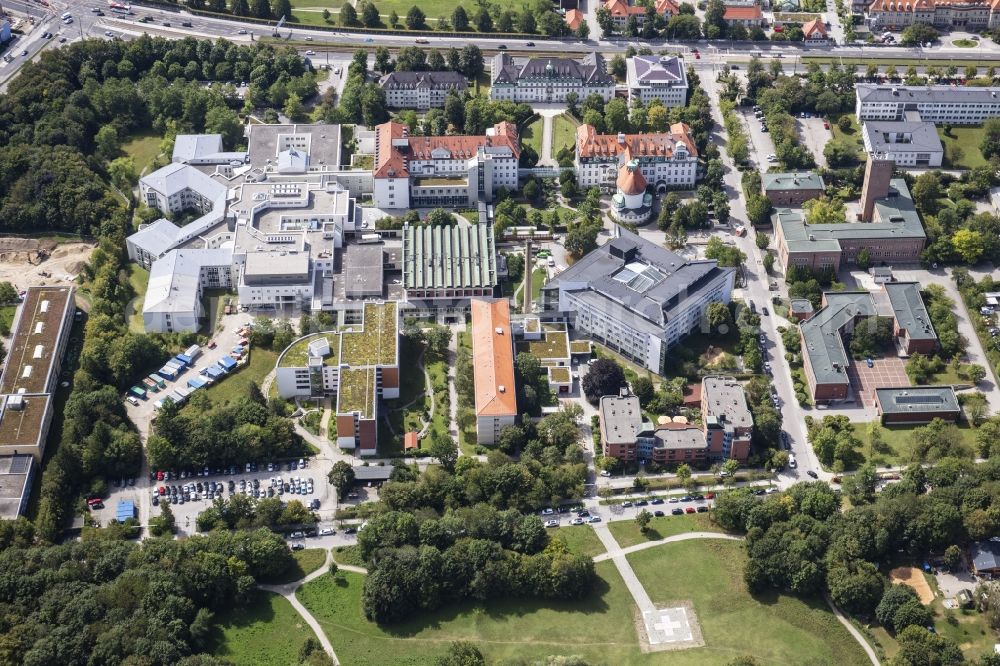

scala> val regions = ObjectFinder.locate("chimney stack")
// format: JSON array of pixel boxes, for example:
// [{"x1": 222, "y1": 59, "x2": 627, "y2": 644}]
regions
[{"x1": 860, "y1": 154, "x2": 894, "y2": 223}]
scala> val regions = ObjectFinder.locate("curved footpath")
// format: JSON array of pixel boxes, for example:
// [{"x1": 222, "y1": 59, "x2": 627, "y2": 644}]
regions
[{"x1": 258, "y1": 549, "x2": 368, "y2": 666}]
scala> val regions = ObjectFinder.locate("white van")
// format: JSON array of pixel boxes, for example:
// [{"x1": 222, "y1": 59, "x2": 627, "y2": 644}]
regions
[{"x1": 61, "y1": 11, "x2": 72, "y2": 20}]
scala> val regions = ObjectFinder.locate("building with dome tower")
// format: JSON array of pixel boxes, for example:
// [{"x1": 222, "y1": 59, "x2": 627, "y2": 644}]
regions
[{"x1": 611, "y1": 160, "x2": 653, "y2": 224}]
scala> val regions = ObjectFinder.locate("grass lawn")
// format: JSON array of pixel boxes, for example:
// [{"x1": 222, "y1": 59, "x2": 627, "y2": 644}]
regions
[
  {"x1": 607, "y1": 513, "x2": 722, "y2": 549},
  {"x1": 121, "y1": 131, "x2": 164, "y2": 177},
  {"x1": 521, "y1": 117, "x2": 544, "y2": 156},
  {"x1": 262, "y1": 548, "x2": 328, "y2": 585},
  {"x1": 332, "y1": 545, "x2": 367, "y2": 567},
  {"x1": 0, "y1": 305, "x2": 16, "y2": 336},
  {"x1": 298, "y1": 562, "x2": 656, "y2": 666},
  {"x1": 856, "y1": 420, "x2": 978, "y2": 466},
  {"x1": 953, "y1": 38, "x2": 978, "y2": 48},
  {"x1": 552, "y1": 114, "x2": 579, "y2": 156},
  {"x1": 938, "y1": 126, "x2": 989, "y2": 169},
  {"x1": 829, "y1": 112, "x2": 864, "y2": 164},
  {"x1": 629, "y1": 540, "x2": 871, "y2": 666},
  {"x1": 549, "y1": 526, "x2": 607, "y2": 559},
  {"x1": 209, "y1": 590, "x2": 318, "y2": 665},
  {"x1": 186, "y1": 348, "x2": 278, "y2": 410},
  {"x1": 127, "y1": 265, "x2": 149, "y2": 333}
]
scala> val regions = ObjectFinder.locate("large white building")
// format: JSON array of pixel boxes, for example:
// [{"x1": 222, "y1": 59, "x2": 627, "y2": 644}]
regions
[
  {"x1": 861, "y1": 119, "x2": 944, "y2": 167},
  {"x1": 378, "y1": 71, "x2": 469, "y2": 109},
  {"x1": 489, "y1": 53, "x2": 614, "y2": 104},
  {"x1": 855, "y1": 84, "x2": 1000, "y2": 124},
  {"x1": 127, "y1": 126, "x2": 375, "y2": 333},
  {"x1": 575, "y1": 123, "x2": 699, "y2": 191},
  {"x1": 541, "y1": 230, "x2": 735, "y2": 374},
  {"x1": 626, "y1": 55, "x2": 689, "y2": 107},
  {"x1": 373, "y1": 121, "x2": 519, "y2": 210}
]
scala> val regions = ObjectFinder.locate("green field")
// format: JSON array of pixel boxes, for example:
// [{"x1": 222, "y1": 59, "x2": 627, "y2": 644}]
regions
[
  {"x1": 522, "y1": 117, "x2": 544, "y2": 155},
  {"x1": 332, "y1": 544, "x2": 367, "y2": 567},
  {"x1": 210, "y1": 590, "x2": 318, "y2": 665},
  {"x1": 829, "y1": 112, "x2": 864, "y2": 165},
  {"x1": 607, "y1": 513, "x2": 722, "y2": 549},
  {"x1": 628, "y1": 540, "x2": 871, "y2": 666},
  {"x1": 297, "y1": 563, "x2": 653, "y2": 666},
  {"x1": 290, "y1": 0, "x2": 458, "y2": 26},
  {"x1": 127, "y1": 265, "x2": 149, "y2": 333},
  {"x1": 552, "y1": 114, "x2": 579, "y2": 156},
  {"x1": 938, "y1": 126, "x2": 989, "y2": 169},
  {"x1": 262, "y1": 548, "x2": 328, "y2": 584},
  {"x1": 121, "y1": 131, "x2": 165, "y2": 177},
  {"x1": 549, "y1": 526, "x2": 607, "y2": 558},
  {"x1": 855, "y1": 421, "x2": 977, "y2": 466},
  {"x1": 186, "y1": 347, "x2": 278, "y2": 410}
]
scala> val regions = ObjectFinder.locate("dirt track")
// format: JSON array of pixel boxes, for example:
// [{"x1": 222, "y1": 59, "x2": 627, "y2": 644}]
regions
[{"x1": 0, "y1": 239, "x2": 95, "y2": 291}]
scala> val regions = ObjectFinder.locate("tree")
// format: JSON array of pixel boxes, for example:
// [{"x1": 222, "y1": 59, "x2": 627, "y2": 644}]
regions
[
  {"x1": 803, "y1": 196, "x2": 847, "y2": 225},
  {"x1": 341, "y1": 3, "x2": 357, "y2": 24},
  {"x1": 943, "y1": 544, "x2": 962, "y2": 572},
  {"x1": 437, "y1": 641, "x2": 486, "y2": 666},
  {"x1": 451, "y1": 5, "x2": 469, "y2": 30},
  {"x1": 762, "y1": 253, "x2": 775, "y2": 273},
  {"x1": 322, "y1": 7, "x2": 330, "y2": 20},
  {"x1": 428, "y1": 432, "x2": 458, "y2": 472},
  {"x1": 361, "y1": 1, "x2": 380, "y2": 27},
  {"x1": 635, "y1": 509, "x2": 652, "y2": 533},
  {"x1": 0, "y1": 282, "x2": 16, "y2": 305},
  {"x1": 982, "y1": 118, "x2": 1000, "y2": 160},
  {"x1": 900, "y1": 23, "x2": 939, "y2": 46},
  {"x1": 406, "y1": 5, "x2": 426, "y2": 29},
  {"x1": 755, "y1": 233, "x2": 770, "y2": 250},
  {"x1": 706, "y1": 301, "x2": 733, "y2": 334},
  {"x1": 564, "y1": 222, "x2": 600, "y2": 258},
  {"x1": 389, "y1": 9, "x2": 398, "y2": 25},
  {"x1": 844, "y1": 462, "x2": 878, "y2": 505},
  {"x1": 108, "y1": 157, "x2": 137, "y2": 191},
  {"x1": 609, "y1": 55, "x2": 627, "y2": 79},
  {"x1": 704, "y1": 236, "x2": 746, "y2": 267},
  {"x1": 827, "y1": 560, "x2": 884, "y2": 617},
  {"x1": 581, "y1": 358, "x2": 626, "y2": 404},
  {"x1": 912, "y1": 171, "x2": 942, "y2": 214},
  {"x1": 328, "y1": 461, "x2": 355, "y2": 499},
  {"x1": 95, "y1": 124, "x2": 119, "y2": 159},
  {"x1": 631, "y1": 376, "x2": 655, "y2": 407},
  {"x1": 967, "y1": 364, "x2": 988, "y2": 384},
  {"x1": 272, "y1": 0, "x2": 292, "y2": 19},
  {"x1": 473, "y1": 6, "x2": 492, "y2": 32},
  {"x1": 952, "y1": 228, "x2": 986, "y2": 264}
]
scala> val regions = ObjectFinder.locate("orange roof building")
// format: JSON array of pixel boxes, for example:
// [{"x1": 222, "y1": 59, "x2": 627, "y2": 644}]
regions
[
  {"x1": 565, "y1": 8, "x2": 585, "y2": 30},
  {"x1": 722, "y1": 5, "x2": 765, "y2": 24},
  {"x1": 867, "y1": 0, "x2": 998, "y2": 29},
  {"x1": 574, "y1": 122, "x2": 699, "y2": 190},
  {"x1": 404, "y1": 431, "x2": 419, "y2": 450},
  {"x1": 616, "y1": 160, "x2": 648, "y2": 196},
  {"x1": 373, "y1": 121, "x2": 520, "y2": 209},
  {"x1": 802, "y1": 18, "x2": 828, "y2": 39},
  {"x1": 470, "y1": 299, "x2": 517, "y2": 445},
  {"x1": 603, "y1": 0, "x2": 679, "y2": 25}
]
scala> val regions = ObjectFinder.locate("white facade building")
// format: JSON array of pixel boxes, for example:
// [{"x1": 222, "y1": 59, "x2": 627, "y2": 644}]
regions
[
  {"x1": 626, "y1": 55, "x2": 689, "y2": 107},
  {"x1": 489, "y1": 53, "x2": 614, "y2": 104},
  {"x1": 861, "y1": 119, "x2": 944, "y2": 167},
  {"x1": 373, "y1": 121, "x2": 520, "y2": 210},
  {"x1": 379, "y1": 71, "x2": 469, "y2": 109},
  {"x1": 856, "y1": 84, "x2": 1000, "y2": 124},
  {"x1": 575, "y1": 123, "x2": 699, "y2": 191}
]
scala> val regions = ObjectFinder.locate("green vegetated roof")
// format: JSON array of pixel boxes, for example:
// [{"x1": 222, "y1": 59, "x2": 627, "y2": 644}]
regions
[
  {"x1": 279, "y1": 333, "x2": 342, "y2": 368},
  {"x1": 516, "y1": 330, "x2": 570, "y2": 361},
  {"x1": 549, "y1": 366, "x2": 572, "y2": 383},
  {"x1": 569, "y1": 340, "x2": 593, "y2": 354},
  {"x1": 337, "y1": 367, "x2": 376, "y2": 419},
  {"x1": 341, "y1": 302, "x2": 398, "y2": 367}
]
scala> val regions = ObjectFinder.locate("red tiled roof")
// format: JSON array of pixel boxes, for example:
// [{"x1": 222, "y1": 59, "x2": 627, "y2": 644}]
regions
[
  {"x1": 604, "y1": 0, "x2": 678, "y2": 15},
  {"x1": 404, "y1": 431, "x2": 419, "y2": 450},
  {"x1": 656, "y1": 0, "x2": 681, "y2": 14},
  {"x1": 374, "y1": 121, "x2": 519, "y2": 179},
  {"x1": 870, "y1": 0, "x2": 989, "y2": 10},
  {"x1": 617, "y1": 162, "x2": 647, "y2": 195},
  {"x1": 565, "y1": 8, "x2": 585, "y2": 29},
  {"x1": 471, "y1": 299, "x2": 517, "y2": 418},
  {"x1": 576, "y1": 122, "x2": 698, "y2": 160},
  {"x1": 723, "y1": 5, "x2": 763, "y2": 19},
  {"x1": 802, "y1": 18, "x2": 827, "y2": 37}
]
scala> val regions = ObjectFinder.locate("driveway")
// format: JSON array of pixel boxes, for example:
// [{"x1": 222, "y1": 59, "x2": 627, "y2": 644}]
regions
[{"x1": 796, "y1": 117, "x2": 831, "y2": 167}]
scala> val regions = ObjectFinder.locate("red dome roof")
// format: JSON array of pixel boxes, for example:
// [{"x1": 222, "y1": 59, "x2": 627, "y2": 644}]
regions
[{"x1": 616, "y1": 161, "x2": 647, "y2": 196}]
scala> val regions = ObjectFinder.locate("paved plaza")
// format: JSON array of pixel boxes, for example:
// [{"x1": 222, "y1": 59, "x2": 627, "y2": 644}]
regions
[{"x1": 847, "y1": 356, "x2": 910, "y2": 406}]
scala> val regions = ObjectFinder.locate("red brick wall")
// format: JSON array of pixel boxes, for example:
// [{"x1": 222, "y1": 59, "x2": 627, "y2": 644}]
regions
[
  {"x1": 380, "y1": 367, "x2": 399, "y2": 391},
  {"x1": 358, "y1": 419, "x2": 377, "y2": 453}
]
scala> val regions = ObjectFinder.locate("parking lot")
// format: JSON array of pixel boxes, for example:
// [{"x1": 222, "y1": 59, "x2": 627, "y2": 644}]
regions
[
  {"x1": 847, "y1": 356, "x2": 910, "y2": 406},
  {"x1": 741, "y1": 107, "x2": 777, "y2": 168},
  {"x1": 796, "y1": 116, "x2": 832, "y2": 168}
]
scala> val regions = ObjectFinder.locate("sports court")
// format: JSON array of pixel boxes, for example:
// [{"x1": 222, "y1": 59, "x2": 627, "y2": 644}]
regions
[{"x1": 847, "y1": 356, "x2": 909, "y2": 406}]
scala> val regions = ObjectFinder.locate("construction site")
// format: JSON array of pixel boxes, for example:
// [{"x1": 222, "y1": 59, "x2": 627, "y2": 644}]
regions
[{"x1": 0, "y1": 238, "x2": 94, "y2": 292}]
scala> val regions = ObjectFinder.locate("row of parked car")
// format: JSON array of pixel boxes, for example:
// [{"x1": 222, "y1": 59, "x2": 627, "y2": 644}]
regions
[{"x1": 152, "y1": 459, "x2": 309, "y2": 482}]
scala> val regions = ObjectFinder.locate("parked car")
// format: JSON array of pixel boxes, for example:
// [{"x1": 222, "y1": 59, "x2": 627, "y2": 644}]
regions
[
  {"x1": 653, "y1": 510, "x2": 665, "y2": 517},
  {"x1": 289, "y1": 531, "x2": 305, "y2": 539},
  {"x1": 807, "y1": 470, "x2": 819, "y2": 479},
  {"x1": 651, "y1": 498, "x2": 664, "y2": 505},
  {"x1": 570, "y1": 517, "x2": 585, "y2": 525},
  {"x1": 672, "y1": 508, "x2": 683, "y2": 515},
  {"x1": 685, "y1": 507, "x2": 696, "y2": 514},
  {"x1": 588, "y1": 516, "x2": 602, "y2": 523},
  {"x1": 544, "y1": 519, "x2": 559, "y2": 528},
  {"x1": 291, "y1": 543, "x2": 305, "y2": 551},
  {"x1": 319, "y1": 528, "x2": 335, "y2": 536},
  {"x1": 696, "y1": 506, "x2": 708, "y2": 513}
]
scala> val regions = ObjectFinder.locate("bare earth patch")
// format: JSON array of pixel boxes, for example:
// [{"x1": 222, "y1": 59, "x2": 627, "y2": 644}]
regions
[{"x1": 890, "y1": 566, "x2": 935, "y2": 605}]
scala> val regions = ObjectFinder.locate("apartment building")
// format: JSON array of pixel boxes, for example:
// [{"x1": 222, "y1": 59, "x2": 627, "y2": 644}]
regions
[
  {"x1": 800, "y1": 284, "x2": 939, "y2": 403},
  {"x1": 866, "y1": 0, "x2": 1000, "y2": 30},
  {"x1": 702, "y1": 377, "x2": 753, "y2": 462},
  {"x1": 489, "y1": 53, "x2": 614, "y2": 104},
  {"x1": 861, "y1": 119, "x2": 944, "y2": 167},
  {"x1": 855, "y1": 84, "x2": 1000, "y2": 124},
  {"x1": 603, "y1": 0, "x2": 680, "y2": 28},
  {"x1": 762, "y1": 172, "x2": 826, "y2": 206},
  {"x1": 575, "y1": 123, "x2": 699, "y2": 190},
  {"x1": 626, "y1": 55, "x2": 689, "y2": 107},
  {"x1": 274, "y1": 302, "x2": 400, "y2": 455},
  {"x1": 774, "y1": 179, "x2": 926, "y2": 272},
  {"x1": 541, "y1": 230, "x2": 735, "y2": 374},
  {"x1": 471, "y1": 299, "x2": 517, "y2": 445},
  {"x1": 598, "y1": 394, "x2": 709, "y2": 464},
  {"x1": 373, "y1": 121, "x2": 519, "y2": 209},
  {"x1": 378, "y1": 71, "x2": 469, "y2": 110}
]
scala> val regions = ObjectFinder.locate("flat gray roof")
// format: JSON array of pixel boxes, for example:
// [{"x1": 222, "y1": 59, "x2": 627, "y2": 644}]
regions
[
  {"x1": 800, "y1": 292, "x2": 876, "y2": 387},
  {"x1": 857, "y1": 83, "x2": 1000, "y2": 105},
  {"x1": 762, "y1": 171, "x2": 825, "y2": 192},
  {"x1": 599, "y1": 394, "x2": 644, "y2": 445},
  {"x1": 862, "y1": 120, "x2": 944, "y2": 154},
  {"x1": 883, "y1": 282, "x2": 937, "y2": 342},
  {"x1": 702, "y1": 377, "x2": 752, "y2": 430},
  {"x1": 0, "y1": 455, "x2": 33, "y2": 520},
  {"x1": 343, "y1": 244, "x2": 385, "y2": 297},
  {"x1": 653, "y1": 426, "x2": 705, "y2": 450},
  {"x1": 875, "y1": 386, "x2": 959, "y2": 415},
  {"x1": 243, "y1": 251, "x2": 310, "y2": 278},
  {"x1": 246, "y1": 123, "x2": 342, "y2": 170}
]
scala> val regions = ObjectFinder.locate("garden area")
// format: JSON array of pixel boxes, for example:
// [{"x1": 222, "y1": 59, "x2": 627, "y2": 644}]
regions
[
  {"x1": 121, "y1": 130, "x2": 166, "y2": 177},
  {"x1": 938, "y1": 126, "x2": 990, "y2": 169},
  {"x1": 521, "y1": 117, "x2": 544, "y2": 156},
  {"x1": 855, "y1": 420, "x2": 977, "y2": 467},
  {"x1": 827, "y1": 113, "x2": 864, "y2": 166},
  {"x1": 628, "y1": 539, "x2": 872, "y2": 665}
]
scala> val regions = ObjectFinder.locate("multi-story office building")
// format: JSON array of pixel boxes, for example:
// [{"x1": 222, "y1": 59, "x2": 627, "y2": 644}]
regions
[
  {"x1": 471, "y1": 299, "x2": 518, "y2": 446},
  {"x1": 378, "y1": 71, "x2": 469, "y2": 110},
  {"x1": 575, "y1": 123, "x2": 699, "y2": 191},
  {"x1": 373, "y1": 121, "x2": 519, "y2": 209},
  {"x1": 489, "y1": 53, "x2": 614, "y2": 104},
  {"x1": 701, "y1": 377, "x2": 753, "y2": 462},
  {"x1": 861, "y1": 119, "x2": 944, "y2": 167},
  {"x1": 274, "y1": 302, "x2": 400, "y2": 455},
  {"x1": 541, "y1": 230, "x2": 735, "y2": 374},
  {"x1": 626, "y1": 55, "x2": 689, "y2": 107},
  {"x1": 866, "y1": 0, "x2": 1000, "y2": 30},
  {"x1": 855, "y1": 84, "x2": 1000, "y2": 124}
]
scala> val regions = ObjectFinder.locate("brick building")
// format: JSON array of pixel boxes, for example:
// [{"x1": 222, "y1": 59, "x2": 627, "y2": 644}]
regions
[
  {"x1": 874, "y1": 386, "x2": 960, "y2": 424},
  {"x1": 701, "y1": 377, "x2": 752, "y2": 461},
  {"x1": 762, "y1": 172, "x2": 825, "y2": 206}
]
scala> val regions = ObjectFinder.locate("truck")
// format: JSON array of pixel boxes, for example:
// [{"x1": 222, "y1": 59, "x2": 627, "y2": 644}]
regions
[
  {"x1": 358, "y1": 233, "x2": 381, "y2": 244},
  {"x1": 147, "y1": 374, "x2": 166, "y2": 390}
]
